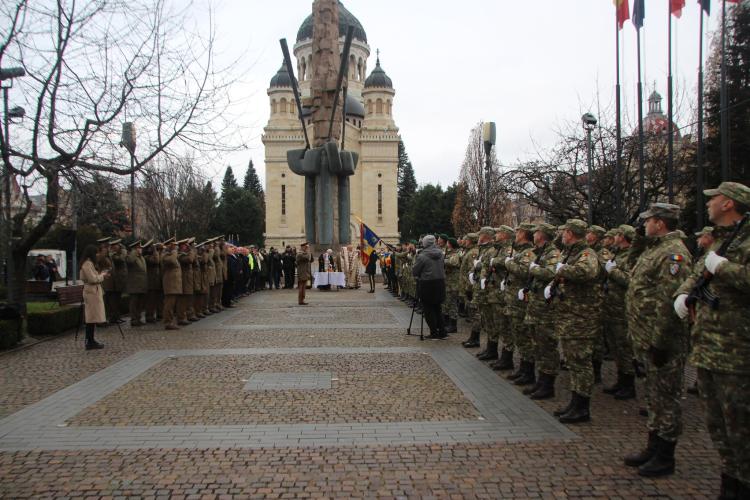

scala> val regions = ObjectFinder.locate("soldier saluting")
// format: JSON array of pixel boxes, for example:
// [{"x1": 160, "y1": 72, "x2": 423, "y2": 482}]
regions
[{"x1": 675, "y1": 182, "x2": 750, "y2": 497}]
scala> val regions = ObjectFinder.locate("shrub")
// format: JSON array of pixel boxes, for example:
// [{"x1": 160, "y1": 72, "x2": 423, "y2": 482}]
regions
[{"x1": 27, "y1": 304, "x2": 82, "y2": 337}]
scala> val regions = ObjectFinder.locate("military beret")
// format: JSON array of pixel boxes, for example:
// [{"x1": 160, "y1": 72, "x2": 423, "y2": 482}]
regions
[
  {"x1": 437, "y1": 233, "x2": 449, "y2": 241},
  {"x1": 562, "y1": 219, "x2": 589, "y2": 236},
  {"x1": 96, "y1": 237, "x2": 111, "y2": 244},
  {"x1": 704, "y1": 181, "x2": 750, "y2": 208},
  {"x1": 479, "y1": 226, "x2": 495, "y2": 237},
  {"x1": 535, "y1": 223, "x2": 557, "y2": 238},
  {"x1": 448, "y1": 237, "x2": 458, "y2": 248},
  {"x1": 518, "y1": 222, "x2": 536, "y2": 233},
  {"x1": 618, "y1": 224, "x2": 636, "y2": 241},
  {"x1": 496, "y1": 225, "x2": 514, "y2": 236},
  {"x1": 109, "y1": 238, "x2": 122, "y2": 245},
  {"x1": 127, "y1": 240, "x2": 142, "y2": 249},
  {"x1": 588, "y1": 225, "x2": 607, "y2": 237},
  {"x1": 466, "y1": 233, "x2": 479, "y2": 242},
  {"x1": 409, "y1": 239, "x2": 418, "y2": 245},
  {"x1": 694, "y1": 226, "x2": 714, "y2": 237},
  {"x1": 639, "y1": 202, "x2": 681, "y2": 221}
]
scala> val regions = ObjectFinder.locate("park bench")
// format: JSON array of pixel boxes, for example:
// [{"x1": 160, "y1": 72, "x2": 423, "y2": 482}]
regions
[{"x1": 25, "y1": 280, "x2": 53, "y2": 301}]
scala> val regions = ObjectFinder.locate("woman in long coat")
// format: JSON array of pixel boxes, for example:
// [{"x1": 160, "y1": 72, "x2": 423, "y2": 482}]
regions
[{"x1": 80, "y1": 244, "x2": 108, "y2": 350}]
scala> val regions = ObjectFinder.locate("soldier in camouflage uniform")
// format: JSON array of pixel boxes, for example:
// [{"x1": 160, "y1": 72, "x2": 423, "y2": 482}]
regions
[
  {"x1": 624, "y1": 203, "x2": 692, "y2": 477},
  {"x1": 394, "y1": 245, "x2": 408, "y2": 302},
  {"x1": 675, "y1": 182, "x2": 750, "y2": 496},
  {"x1": 587, "y1": 225, "x2": 612, "y2": 384},
  {"x1": 547, "y1": 219, "x2": 601, "y2": 424},
  {"x1": 474, "y1": 227, "x2": 500, "y2": 360},
  {"x1": 460, "y1": 233, "x2": 480, "y2": 348},
  {"x1": 602, "y1": 224, "x2": 637, "y2": 400},
  {"x1": 443, "y1": 238, "x2": 461, "y2": 333},
  {"x1": 488, "y1": 226, "x2": 515, "y2": 370},
  {"x1": 522, "y1": 223, "x2": 561, "y2": 399},
  {"x1": 456, "y1": 236, "x2": 467, "y2": 317},
  {"x1": 503, "y1": 223, "x2": 537, "y2": 385}
]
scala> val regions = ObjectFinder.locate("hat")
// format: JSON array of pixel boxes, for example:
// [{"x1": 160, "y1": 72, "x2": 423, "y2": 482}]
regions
[
  {"x1": 562, "y1": 219, "x2": 588, "y2": 237},
  {"x1": 142, "y1": 239, "x2": 154, "y2": 248},
  {"x1": 109, "y1": 238, "x2": 122, "y2": 245},
  {"x1": 448, "y1": 237, "x2": 458, "y2": 248},
  {"x1": 694, "y1": 226, "x2": 714, "y2": 237},
  {"x1": 604, "y1": 229, "x2": 617, "y2": 238},
  {"x1": 518, "y1": 222, "x2": 536, "y2": 233},
  {"x1": 162, "y1": 237, "x2": 176, "y2": 245},
  {"x1": 187, "y1": 237, "x2": 196, "y2": 244},
  {"x1": 96, "y1": 237, "x2": 111, "y2": 244},
  {"x1": 639, "y1": 202, "x2": 681, "y2": 221},
  {"x1": 704, "y1": 181, "x2": 750, "y2": 208},
  {"x1": 588, "y1": 225, "x2": 607, "y2": 237},
  {"x1": 422, "y1": 235, "x2": 436, "y2": 247},
  {"x1": 617, "y1": 224, "x2": 636, "y2": 241},
  {"x1": 466, "y1": 233, "x2": 479, "y2": 243},
  {"x1": 409, "y1": 239, "x2": 418, "y2": 245},
  {"x1": 495, "y1": 225, "x2": 515, "y2": 236},
  {"x1": 176, "y1": 238, "x2": 190, "y2": 245},
  {"x1": 535, "y1": 223, "x2": 557, "y2": 239},
  {"x1": 127, "y1": 240, "x2": 142, "y2": 249},
  {"x1": 479, "y1": 226, "x2": 495, "y2": 237},
  {"x1": 437, "y1": 233, "x2": 449, "y2": 241},
  {"x1": 300, "y1": 241, "x2": 309, "y2": 247},
  {"x1": 196, "y1": 241, "x2": 207, "y2": 249}
]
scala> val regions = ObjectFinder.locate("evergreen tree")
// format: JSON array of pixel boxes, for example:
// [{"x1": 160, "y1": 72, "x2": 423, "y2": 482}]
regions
[
  {"x1": 400, "y1": 183, "x2": 457, "y2": 241},
  {"x1": 397, "y1": 140, "x2": 418, "y2": 228},
  {"x1": 75, "y1": 174, "x2": 129, "y2": 235},
  {"x1": 213, "y1": 167, "x2": 264, "y2": 246},
  {"x1": 221, "y1": 166, "x2": 238, "y2": 198},
  {"x1": 243, "y1": 159, "x2": 265, "y2": 203}
]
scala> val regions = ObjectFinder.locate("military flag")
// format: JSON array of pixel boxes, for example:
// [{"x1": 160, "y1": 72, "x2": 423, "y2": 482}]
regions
[
  {"x1": 614, "y1": 0, "x2": 630, "y2": 29},
  {"x1": 633, "y1": 0, "x2": 645, "y2": 28},
  {"x1": 671, "y1": 0, "x2": 686, "y2": 17},
  {"x1": 359, "y1": 222, "x2": 381, "y2": 267}
]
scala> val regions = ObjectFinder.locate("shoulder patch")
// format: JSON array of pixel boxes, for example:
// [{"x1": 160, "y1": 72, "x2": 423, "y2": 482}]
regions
[
  {"x1": 669, "y1": 263, "x2": 681, "y2": 276},
  {"x1": 670, "y1": 254, "x2": 684, "y2": 262}
]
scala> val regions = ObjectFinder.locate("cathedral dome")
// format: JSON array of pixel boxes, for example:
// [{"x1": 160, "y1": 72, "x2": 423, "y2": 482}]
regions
[
  {"x1": 364, "y1": 57, "x2": 392, "y2": 89},
  {"x1": 296, "y1": 1, "x2": 367, "y2": 43},
  {"x1": 269, "y1": 63, "x2": 292, "y2": 88}
]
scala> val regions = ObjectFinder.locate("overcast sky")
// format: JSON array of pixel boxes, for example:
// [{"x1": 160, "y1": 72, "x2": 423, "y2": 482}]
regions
[{"x1": 201, "y1": 0, "x2": 726, "y2": 189}]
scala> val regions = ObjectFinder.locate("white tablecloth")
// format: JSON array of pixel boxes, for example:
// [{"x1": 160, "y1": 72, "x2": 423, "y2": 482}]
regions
[{"x1": 313, "y1": 272, "x2": 346, "y2": 288}]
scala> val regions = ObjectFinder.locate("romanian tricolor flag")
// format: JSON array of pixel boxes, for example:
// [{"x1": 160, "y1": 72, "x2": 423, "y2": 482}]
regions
[
  {"x1": 360, "y1": 222, "x2": 381, "y2": 267},
  {"x1": 614, "y1": 0, "x2": 630, "y2": 30},
  {"x1": 671, "y1": 0, "x2": 686, "y2": 17}
]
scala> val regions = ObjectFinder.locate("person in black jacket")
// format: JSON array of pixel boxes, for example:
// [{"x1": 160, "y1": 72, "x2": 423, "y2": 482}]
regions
[
  {"x1": 365, "y1": 249, "x2": 378, "y2": 293},
  {"x1": 282, "y1": 246, "x2": 296, "y2": 288},
  {"x1": 412, "y1": 235, "x2": 447, "y2": 339}
]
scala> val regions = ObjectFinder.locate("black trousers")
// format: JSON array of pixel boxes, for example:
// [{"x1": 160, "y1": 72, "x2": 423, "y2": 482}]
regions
[{"x1": 422, "y1": 302, "x2": 445, "y2": 334}]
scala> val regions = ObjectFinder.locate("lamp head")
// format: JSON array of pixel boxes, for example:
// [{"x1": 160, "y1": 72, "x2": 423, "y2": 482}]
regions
[
  {"x1": 7, "y1": 106, "x2": 25, "y2": 119},
  {"x1": 0, "y1": 67, "x2": 26, "y2": 81},
  {"x1": 482, "y1": 122, "x2": 496, "y2": 146},
  {"x1": 581, "y1": 113, "x2": 597, "y2": 130}
]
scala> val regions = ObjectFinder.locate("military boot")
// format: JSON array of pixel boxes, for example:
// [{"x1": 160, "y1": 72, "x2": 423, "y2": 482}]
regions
[
  {"x1": 603, "y1": 371, "x2": 624, "y2": 395},
  {"x1": 530, "y1": 374, "x2": 556, "y2": 400},
  {"x1": 491, "y1": 348, "x2": 514, "y2": 371},
  {"x1": 624, "y1": 430, "x2": 658, "y2": 467},
  {"x1": 445, "y1": 318, "x2": 458, "y2": 334},
  {"x1": 477, "y1": 341, "x2": 499, "y2": 361},
  {"x1": 558, "y1": 392, "x2": 591, "y2": 423},
  {"x1": 637, "y1": 437, "x2": 676, "y2": 477},
  {"x1": 514, "y1": 361, "x2": 536, "y2": 386},
  {"x1": 553, "y1": 394, "x2": 574, "y2": 417},
  {"x1": 462, "y1": 327, "x2": 480, "y2": 348},
  {"x1": 522, "y1": 373, "x2": 542, "y2": 395},
  {"x1": 593, "y1": 359, "x2": 603, "y2": 384},
  {"x1": 507, "y1": 360, "x2": 527, "y2": 381},
  {"x1": 614, "y1": 374, "x2": 636, "y2": 400}
]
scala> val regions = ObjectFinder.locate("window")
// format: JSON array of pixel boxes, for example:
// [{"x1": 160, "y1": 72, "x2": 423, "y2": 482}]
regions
[
  {"x1": 280, "y1": 98, "x2": 287, "y2": 113},
  {"x1": 377, "y1": 184, "x2": 383, "y2": 215},
  {"x1": 367, "y1": 100, "x2": 373, "y2": 114},
  {"x1": 271, "y1": 100, "x2": 277, "y2": 114},
  {"x1": 376, "y1": 98, "x2": 383, "y2": 114},
  {"x1": 281, "y1": 184, "x2": 286, "y2": 215}
]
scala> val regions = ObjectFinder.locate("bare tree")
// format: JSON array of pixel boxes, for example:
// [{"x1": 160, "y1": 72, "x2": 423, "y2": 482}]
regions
[{"x1": 0, "y1": 0, "x2": 240, "y2": 307}]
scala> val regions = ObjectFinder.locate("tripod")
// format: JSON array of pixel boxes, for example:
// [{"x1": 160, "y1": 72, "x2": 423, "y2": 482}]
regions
[{"x1": 406, "y1": 280, "x2": 424, "y2": 341}]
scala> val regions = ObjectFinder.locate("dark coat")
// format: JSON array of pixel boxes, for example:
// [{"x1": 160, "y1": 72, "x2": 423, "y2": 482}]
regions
[
  {"x1": 365, "y1": 251, "x2": 378, "y2": 275},
  {"x1": 413, "y1": 243, "x2": 446, "y2": 305}
]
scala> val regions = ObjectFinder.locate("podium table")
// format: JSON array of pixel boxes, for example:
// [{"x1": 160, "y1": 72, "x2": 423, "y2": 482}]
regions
[{"x1": 313, "y1": 272, "x2": 346, "y2": 289}]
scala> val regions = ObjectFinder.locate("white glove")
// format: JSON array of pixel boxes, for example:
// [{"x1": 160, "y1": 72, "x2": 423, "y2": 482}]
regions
[
  {"x1": 505, "y1": 256, "x2": 512, "y2": 264},
  {"x1": 529, "y1": 262, "x2": 540, "y2": 270},
  {"x1": 490, "y1": 257, "x2": 495, "y2": 266},
  {"x1": 544, "y1": 285, "x2": 552, "y2": 300},
  {"x1": 705, "y1": 251, "x2": 728, "y2": 274},
  {"x1": 605, "y1": 260, "x2": 617, "y2": 273},
  {"x1": 500, "y1": 279, "x2": 506, "y2": 291},
  {"x1": 673, "y1": 293, "x2": 689, "y2": 320},
  {"x1": 473, "y1": 259, "x2": 480, "y2": 267},
  {"x1": 468, "y1": 272, "x2": 475, "y2": 285},
  {"x1": 480, "y1": 278, "x2": 486, "y2": 290},
  {"x1": 555, "y1": 262, "x2": 565, "y2": 274},
  {"x1": 517, "y1": 289, "x2": 525, "y2": 301}
]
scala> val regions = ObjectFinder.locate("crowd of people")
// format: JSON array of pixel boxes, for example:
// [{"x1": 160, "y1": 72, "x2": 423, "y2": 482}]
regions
[{"x1": 378, "y1": 181, "x2": 749, "y2": 494}]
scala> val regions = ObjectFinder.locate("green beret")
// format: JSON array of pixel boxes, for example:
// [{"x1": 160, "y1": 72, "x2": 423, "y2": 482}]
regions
[
  {"x1": 588, "y1": 225, "x2": 606, "y2": 237},
  {"x1": 448, "y1": 237, "x2": 458, "y2": 248},
  {"x1": 535, "y1": 223, "x2": 557, "y2": 238},
  {"x1": 409, "y1": 239, "x2": 418, "y2": 245},
  {"x1": 704, "y1": 181, "x2": 750, "y2": 208},
  {"x1": 563, "y1": 219, "x2": 588, "y2": 237},
  {"x1": 437, "y1": 233, "x2": 449, "y2": 241}
]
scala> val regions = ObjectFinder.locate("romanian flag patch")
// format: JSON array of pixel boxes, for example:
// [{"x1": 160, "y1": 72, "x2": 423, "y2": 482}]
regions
[{"x1": 669, "y1": 254, "x2": 684, "y2": 262}]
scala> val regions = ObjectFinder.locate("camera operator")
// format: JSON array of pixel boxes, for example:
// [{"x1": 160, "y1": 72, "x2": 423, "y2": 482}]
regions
[{"x1": 412, "y1": 234, "x2": 447, "y2": 339}]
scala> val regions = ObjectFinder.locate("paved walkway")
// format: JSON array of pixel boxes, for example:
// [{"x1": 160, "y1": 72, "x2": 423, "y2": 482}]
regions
[{"x1": 0, "y1": 286, "x2": 720, "y2": 498}]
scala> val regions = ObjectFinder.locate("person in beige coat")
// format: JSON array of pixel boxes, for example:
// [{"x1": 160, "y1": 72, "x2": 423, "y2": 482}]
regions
[{"x1": 80, "y1": 245, "x2": 108, "y2": 350}]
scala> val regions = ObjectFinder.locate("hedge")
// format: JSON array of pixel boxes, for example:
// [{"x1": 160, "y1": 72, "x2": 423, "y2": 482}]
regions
[{"x1": 26, "y1": 303, "x2": 82, "y2": 337}]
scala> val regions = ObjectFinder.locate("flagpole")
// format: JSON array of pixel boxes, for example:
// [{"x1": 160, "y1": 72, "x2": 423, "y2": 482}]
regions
[
  {"x1": 697, "y1": 4, "x2": 705, "y2": 230},
  {"x1": 615, "y1": 10, "x2": 623, "y2": 224},
  {"x1": 720, "y1": 0, "x2": 729, "y2": 181},
  {"x1": 667, "y1": 3, "x2": 675, "y2": 203},
  {"x1": 637, "y1": 28, "x2": 645, "y2": 212}
]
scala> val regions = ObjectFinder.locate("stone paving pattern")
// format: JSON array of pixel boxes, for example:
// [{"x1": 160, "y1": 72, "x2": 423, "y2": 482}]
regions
[{"x1": 0, "y1": 286, "x2": 722, "y2": 498}]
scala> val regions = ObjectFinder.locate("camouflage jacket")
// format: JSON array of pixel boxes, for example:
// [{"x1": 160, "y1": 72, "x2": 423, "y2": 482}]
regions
[
  {"x1": 444, "y1": 247, "x2": 461, "y2": 293},
  {"x1": 489, "y1": 242, "x2": 513, "y2": 305},
  {"x1": 525, "y1": 243, "x2": 561, "y2": 326},
  {"x1": 473, "y1": 242, "x2": 496, "y2": 305},
  {"x1": 604, "y1": 246, "x2": 633, "y2": 318},
  {"x1": 626, "y1": 232, "x2": 692, "y2": 353},
  {"x1": 678, "y1": 223, "x2": 750, "y2": 374},
  {"x1": 460, "y1": 246, "x2": 478, "y2": 296},
  {"x1": 551, "y1": 240, "x2": 600, "y2": 339},
  {"x1": 504, "y1": 242, "x2": 535, "y2": 316}
]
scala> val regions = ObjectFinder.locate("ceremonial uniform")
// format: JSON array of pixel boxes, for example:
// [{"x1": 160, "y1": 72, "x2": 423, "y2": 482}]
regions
[
  {"x1": 473, "y1": 228, "x2": 498, "y2": 359},
  {"x1": 504, "y1": 228, "x2": 536, "y2": 384},
  {"x1": 110, "y1": 244, "x2": 128, "y2": 323},
  {"x1": 125, "y1": 242, "x2": 147, "y2": 326},
  {"x1": 443, "y1": 244, "x2": 461, "y2": 329},
  {"x1": 487, "y1": 230, "x2": 515, "y2": 368},
  {"x1": 144, "y1": 244, "x2": 162, "y2": 323},
  {"x1": 161, "y1": 241, "x2": 181, "y2": 329},
  {"x1": 177, "y1": 242, "x2": 195, "y2": 324}
]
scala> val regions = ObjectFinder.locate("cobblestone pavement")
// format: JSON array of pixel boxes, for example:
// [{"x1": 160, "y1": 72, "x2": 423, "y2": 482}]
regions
[{"x1": 0, "y1": 285, "x2": 721, "y2": 498}]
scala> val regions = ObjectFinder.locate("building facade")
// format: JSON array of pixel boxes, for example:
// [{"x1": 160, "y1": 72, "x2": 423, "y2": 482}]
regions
[{"x1": 262, "y1": 2, "x2": 400, "y2": 249}]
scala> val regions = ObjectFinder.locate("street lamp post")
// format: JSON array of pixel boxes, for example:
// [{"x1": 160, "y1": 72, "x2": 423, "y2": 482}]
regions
[
  {"x1": 582, "y1": 113, "x2": 597, "y2": 226},
  {"x1": 1, "y1": 66, "x2": 26, "y2": 303},
  {"x1": 121, "y1": 122, "x2": 136, "y2": 238},
  {"x1": 482, "y1": 122, "x2": 496, "y2": 226}
]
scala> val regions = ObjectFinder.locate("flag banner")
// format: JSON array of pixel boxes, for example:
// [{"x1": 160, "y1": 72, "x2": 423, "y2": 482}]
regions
[
  {"x1": 615, "y1": 0, "x2": 631, "y2": 29},
  {"x1": 671, "y1": 0, "x2": 686, "y2": 17},
  {"x1": 359, "y1": 222, "x2": 382, "y2": 267},
  {"x1": 699, "y1": 0, "x2": 710, "y2": 14},
  {"x1": 633, "y1": 0, "x2": 645, "y2": 28}
]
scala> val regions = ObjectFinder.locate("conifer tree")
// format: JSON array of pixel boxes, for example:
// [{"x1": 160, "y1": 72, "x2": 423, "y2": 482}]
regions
[{"x1": 397, "y1": 140, "x2": 418, "y2": 227}]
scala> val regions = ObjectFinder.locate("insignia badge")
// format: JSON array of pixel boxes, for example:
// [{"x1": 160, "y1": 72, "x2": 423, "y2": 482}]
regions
[{"x1": 669, "y1": 263, "x2": 680, "y2": 276}]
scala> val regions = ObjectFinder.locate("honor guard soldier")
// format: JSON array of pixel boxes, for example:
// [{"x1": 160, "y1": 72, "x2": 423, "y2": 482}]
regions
[
  {"x1": 177, "y1": 238, "x2": 195, "y2": 325},
  {"x1": 143, "y1": 239, "x2": 162, "y2": 323},
  {"x1": 473, "y1": 227, "x2": 499, "y2": 358},
  {"x1": 459, "y1": 233, "x2": 479, "y2": 347},
  {"x1": 675, "y1": 182, "x2": 750, "y2": 495},
  {"x1": 586, "y1": 224, "x2": 612, "y2": 384},
  {"x1": 125, "y1": 240, "x2": 147, "y2": 326},
  {"x1": 624, "y1": 203, "x2": 692, "y2": 477},
  {"x1": 443, "y1": 237, "x2": 461, "y2": 333},
  {"x1": 161, "y1": 238, "x2": 181, "y2": 330},
  {"x1": 488, "y1": 226, "x2": 515, "y2": 371},
  {"x1": 110, "y1": 239, "x2": 127, "y2": 324}
]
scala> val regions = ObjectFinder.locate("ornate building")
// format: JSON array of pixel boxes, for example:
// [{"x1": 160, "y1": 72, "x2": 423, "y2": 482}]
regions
[{"x1": 262, "y1": 2, "x2": 400, "y2": 249}]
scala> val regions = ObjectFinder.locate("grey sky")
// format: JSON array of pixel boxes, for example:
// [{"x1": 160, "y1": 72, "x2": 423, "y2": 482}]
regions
[{"x1": 204, "y1": 0, "x2": 724, "y2": 189}]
